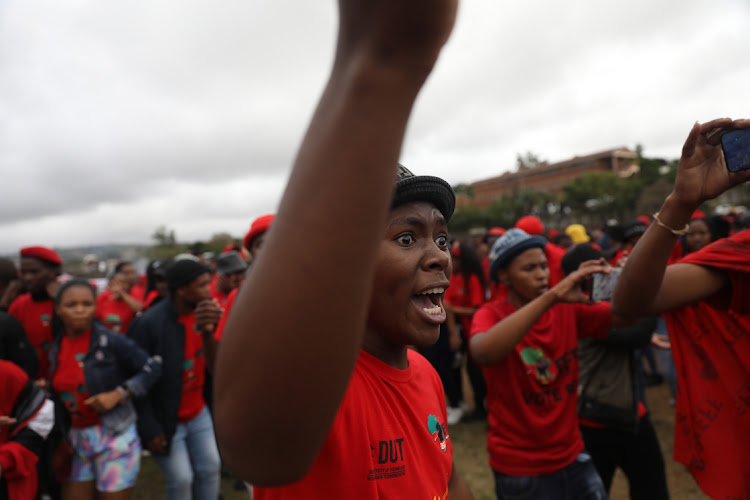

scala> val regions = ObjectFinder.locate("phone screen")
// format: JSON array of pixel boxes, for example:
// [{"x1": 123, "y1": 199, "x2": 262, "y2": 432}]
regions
[
  {"x1": 721, "y1": 128, "x2": 750, "y2": 172},
  {"x1": 591, "y1": 268, "x2": 622, "y2": 302}
]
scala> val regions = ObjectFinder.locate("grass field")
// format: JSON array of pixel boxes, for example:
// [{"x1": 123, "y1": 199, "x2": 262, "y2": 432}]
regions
[{"x1": 133, "y1": 382, "x2": 709, "y2": 499}]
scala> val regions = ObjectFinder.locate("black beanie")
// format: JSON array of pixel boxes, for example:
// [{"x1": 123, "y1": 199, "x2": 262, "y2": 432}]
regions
[
  {"x1": 392, "y1": 164, "x2": 456, "y2": 222},
  {"x1": 165, "y1": 260, "x2": 210, "y2": 289},
  {"x1": 561, "y1": 243, "x2": 603, "y2": 276}
]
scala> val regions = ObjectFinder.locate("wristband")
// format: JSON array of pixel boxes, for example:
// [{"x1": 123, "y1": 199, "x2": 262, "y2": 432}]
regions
[{"x1": 652, "y1": 212, "x2": 689, "y2": 236}]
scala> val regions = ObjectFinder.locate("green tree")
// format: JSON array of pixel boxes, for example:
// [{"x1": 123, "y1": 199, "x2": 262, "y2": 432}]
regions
[
  {"x1": 561, "y1": 172, "x2": 640, "y2": 220},
  {"x1": 151, "y1": 226, "x2": 177, "y2": 247},
  {"x1": 516, "y1": 151, "x2": 546, "y2": 170}
]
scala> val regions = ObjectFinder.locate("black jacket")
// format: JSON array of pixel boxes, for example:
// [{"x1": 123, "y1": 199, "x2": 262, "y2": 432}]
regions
[{"x1": 127, "y1": 299, "x2": 187, "y2": 451}]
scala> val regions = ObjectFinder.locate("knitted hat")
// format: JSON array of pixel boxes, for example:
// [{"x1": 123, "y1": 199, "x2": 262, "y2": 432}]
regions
[
  {"x1": 165, "y1": 260, "x2": 210, "y2": 289},
  {"x1": 515, "y1": 215, "x2": 545, "y2": 236},
  {"x1": 216, "y1": 251, "x2": 247, "y2": 275},
  {"x1": 20, "y1": 246, "x2": 62, "y2": 266},
  {"x1": 392, "y1": 164, "x2": 455, "y2": 222},
  {"x1": 243, "y1": 214, "x2": 275, "y2": 251},
  {"x1": 565, "y1": 224, "x2": 590, "y2": 244},
  {"x1": 488, "y1": 228, "x2": 546, "y2": 278}
]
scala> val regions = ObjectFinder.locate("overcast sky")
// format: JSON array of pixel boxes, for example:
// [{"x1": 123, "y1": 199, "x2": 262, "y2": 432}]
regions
[{"x1": 1, "y1": 0, "x2": 748, "y2": 254}]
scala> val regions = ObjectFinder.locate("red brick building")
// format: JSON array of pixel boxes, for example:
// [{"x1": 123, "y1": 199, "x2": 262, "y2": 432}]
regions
[{"x1": 457, "y1": 147, "x2": 640, "y2": 209}]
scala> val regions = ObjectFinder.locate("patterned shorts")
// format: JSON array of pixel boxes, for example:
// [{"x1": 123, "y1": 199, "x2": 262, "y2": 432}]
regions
[{"x1": 68, "y1": 422, "x2": 141, "y2": 492}]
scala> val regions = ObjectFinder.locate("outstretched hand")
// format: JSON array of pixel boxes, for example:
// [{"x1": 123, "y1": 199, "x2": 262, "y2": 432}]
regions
[
  {"x1": 336, "y1": 0, "x2": 457, "y2": 72},
  {"x1": 672, "y1": 118, "x2": 750, "y2": 208},
  {"x1": 551, "y1": 259, "x2": 610, "y2": 304}
]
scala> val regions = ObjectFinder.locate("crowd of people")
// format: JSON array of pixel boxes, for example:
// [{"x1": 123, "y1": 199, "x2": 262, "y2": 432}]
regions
[{"x1": 2, "y1": 1, "x2": 749, "y2": 499}]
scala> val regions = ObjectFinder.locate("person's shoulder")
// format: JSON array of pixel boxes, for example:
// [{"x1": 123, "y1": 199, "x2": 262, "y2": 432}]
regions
[
  {"x1": 0, "y1": 357, "x2": 29, "y2": 386},
  {"x1": 8, "y1": 292, "x2": 31, "y2": 312}
]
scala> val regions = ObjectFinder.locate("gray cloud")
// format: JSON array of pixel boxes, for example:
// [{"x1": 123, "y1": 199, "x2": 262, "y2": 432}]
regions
[{"x1": 1, "y1": 0, "x2": 749, "y2": 253}]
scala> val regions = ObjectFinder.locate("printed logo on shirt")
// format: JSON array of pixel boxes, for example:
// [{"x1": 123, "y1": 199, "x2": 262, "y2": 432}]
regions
[
  {"x1": 40, "y1": 313, "x2": 51, "y2": 327},
  {"x1": 367, "y1": 437, "x2": 406, "y2": 481},
  {"x1": 520, "y1": 347, "x2": 557, "y2": 385},
  {"x1": 105, "y1": 314, "x2": 122, "y2": 331},
  {"x1": 427, "y1": 414, "x2": 449, "y2": 452}
]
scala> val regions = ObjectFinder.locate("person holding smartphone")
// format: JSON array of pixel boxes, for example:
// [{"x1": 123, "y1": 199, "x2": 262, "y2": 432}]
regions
[
  {"x1": 611, "y1": 118, "x2": 750, "y2": 500},
  {"x1": 468, "y1": 228, "x2": 624, "y2": 500}
]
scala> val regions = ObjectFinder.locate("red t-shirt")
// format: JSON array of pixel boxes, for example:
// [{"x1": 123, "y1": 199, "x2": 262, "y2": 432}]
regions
[
  {"x1": 177, "y1": 313, "x2": 206, "y2": 423},
  {"x1": 662, "y1": 231, "x2": 750, "y2": 500},
  {"x1": 95, "y1": 290, "x2": 135, "y2": 334},
  {"x1": 254, "y1": 349, "x2": 453, "y2": 499},
  {"x1": 129, "y1": 284, "x2": 146, "y2": 302},
  {"x1": 470, "y1": 299, "x2": 610, "y2": 475},
  {"x1": 8, "y1": 294, "x2": 54, "y2": 380},
  {"x1": 52, "y1": 330, "x2": 101, "y2": 429},
  {"x1": 444, "y1": 273, "x2": 485, "y2": 335},
  {"x1": 143, "y1": 290, "x2": 161, "y2": 310},
  {"x1": 213, "y1": 288, "x2": 238, "y2": 342}
]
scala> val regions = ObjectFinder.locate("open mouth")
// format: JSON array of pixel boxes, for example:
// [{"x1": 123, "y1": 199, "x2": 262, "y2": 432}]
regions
[{"x1": 412, "y1": 287, "x2": 446, "y2": 316}]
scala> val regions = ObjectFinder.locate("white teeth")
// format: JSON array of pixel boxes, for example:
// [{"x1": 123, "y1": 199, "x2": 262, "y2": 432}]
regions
[
  {"x1": 423, "y1": 304, "x2": 443, "y2": 315},
  {"x1": 418, "y1": 287, "x2": 445, "y2": 295}
]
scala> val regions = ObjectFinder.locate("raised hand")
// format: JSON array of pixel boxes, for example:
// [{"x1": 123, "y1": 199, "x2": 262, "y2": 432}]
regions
[
  {"x1": 551, "y1": 259, "x2": 610, "y2": 304},
  {"x1": 336, "y1": 0, "x2": 458, "y2": 72},
  {"x1": 195, "y1": 298, "x2": 222, "y2": 334},
  {"x1": 672, "y1": 118, "x2": 750, "y2": 208}
]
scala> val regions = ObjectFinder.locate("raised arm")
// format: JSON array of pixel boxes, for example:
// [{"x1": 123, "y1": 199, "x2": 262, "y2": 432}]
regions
[
  {"x1": 612, "y1": 118, "x2": 750, "y2": 317},
  {"x1": 470, "y1": 260, "x2": 608, "y2": 366},
  {"x1": 213, "y1": 0, "x2": 457, "y2": 486}
]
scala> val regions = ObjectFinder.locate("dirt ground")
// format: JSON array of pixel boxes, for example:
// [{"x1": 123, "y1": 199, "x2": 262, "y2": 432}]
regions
[{"x1": 133, "y1": 377, "x2": 710, "y2": 499}]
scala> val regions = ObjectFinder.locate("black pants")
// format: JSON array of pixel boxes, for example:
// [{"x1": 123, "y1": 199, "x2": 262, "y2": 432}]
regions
[{"x1": 580, "y1": 415, "x2": 669, "y2": 500}]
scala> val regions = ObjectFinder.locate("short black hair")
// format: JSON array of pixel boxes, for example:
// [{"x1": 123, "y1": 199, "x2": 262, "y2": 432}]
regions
[{"x1": 54, "y1": 278, "x2": 97, "y2": 305}]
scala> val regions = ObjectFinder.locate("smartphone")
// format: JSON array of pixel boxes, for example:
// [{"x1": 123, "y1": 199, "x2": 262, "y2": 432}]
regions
[
  {"x1": 721, "y1": 128, "x2": 750, "y2": 172},
  {"x1": 591, "y1": 267, "x2": 622, "y2": 302}
]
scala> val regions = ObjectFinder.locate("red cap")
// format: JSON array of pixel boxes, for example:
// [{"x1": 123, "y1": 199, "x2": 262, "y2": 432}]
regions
[
  {"x1": 20, "y1": 246, "x2": 62, "y2": 266},
  {"x1": 691, "y1": 210, "x2": 706, "y2": 219},
  {"x1": 488, "y1": 226, "x2": 506, "y2": 236},
  {"x1": 515, "y1": 215, "x2": 544, "y2": 236},
  {"x1": 547, "y1": 229, "x2": 559, "y2": 240},
  {"x1": 243, "y1": 214, "x2": 275, "y2": 251},
  {"x1": 637, "y1": 215, "x2": 651, "y2": 226}
]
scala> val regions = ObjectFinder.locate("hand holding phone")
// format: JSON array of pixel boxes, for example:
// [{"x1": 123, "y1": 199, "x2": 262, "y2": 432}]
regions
[
  {"x1": 721, "y1": 128, "x2": 750, "y2": 172},
  {"x1": 591, "y1": 267, "x2": 622, "y2": 302}
]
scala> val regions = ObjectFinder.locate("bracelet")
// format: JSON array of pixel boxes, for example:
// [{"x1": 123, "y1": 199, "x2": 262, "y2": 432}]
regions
[{"x1": 652, "y1": 212, "x2": 689, "y2": 236}]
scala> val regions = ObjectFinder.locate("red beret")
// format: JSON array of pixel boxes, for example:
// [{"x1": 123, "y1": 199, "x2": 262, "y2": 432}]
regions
[
  {"x1": 20, "y1": 246, "x2": 62, "y2": 266},
  {"x1": 515, "y1": 215, "x2": 544, "y2": 236},
  {"x1": 243, "y1": 214, "x2": 275, "y2": 251}
]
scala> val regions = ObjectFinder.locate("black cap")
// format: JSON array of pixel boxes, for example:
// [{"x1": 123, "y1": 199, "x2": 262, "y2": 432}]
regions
[
  {"x1": 392, "y1": 164, "x2": 456, "y2": 222},
  {"x1": 165, "y1": 260, "x2": 211, "y2": 289}
]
